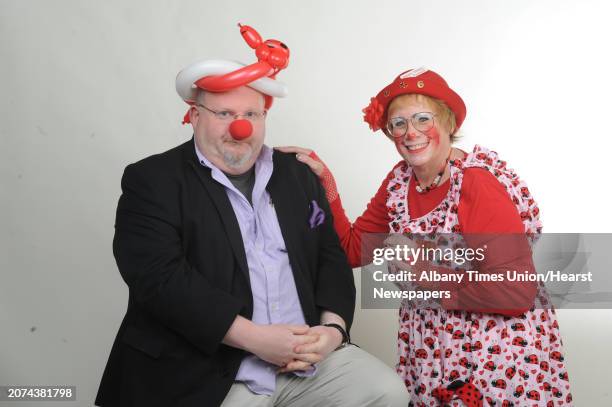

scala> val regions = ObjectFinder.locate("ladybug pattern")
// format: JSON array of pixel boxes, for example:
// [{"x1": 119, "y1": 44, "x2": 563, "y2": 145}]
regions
[{"x1": 387, "y1": 146, "x2": 573, "y2": 406}]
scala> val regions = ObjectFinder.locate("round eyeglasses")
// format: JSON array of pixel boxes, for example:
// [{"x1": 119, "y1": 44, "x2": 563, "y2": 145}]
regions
[{"x1": 386, "y1": 112, "x2": 437, "y2": 138}]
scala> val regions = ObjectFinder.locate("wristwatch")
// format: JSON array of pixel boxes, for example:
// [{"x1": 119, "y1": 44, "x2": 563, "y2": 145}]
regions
[{"x1": 323, "y1": 323, "x2": 351, "y2": 350}]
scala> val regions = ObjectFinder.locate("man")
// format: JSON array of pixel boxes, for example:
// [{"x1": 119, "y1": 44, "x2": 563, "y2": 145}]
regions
[{"x1": 95, "y1": 26, "x2": 408, "y2": 407}]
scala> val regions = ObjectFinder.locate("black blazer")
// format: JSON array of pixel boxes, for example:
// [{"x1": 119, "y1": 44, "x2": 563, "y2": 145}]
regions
[{"x1": 95, "y1": 139, "x2": 356, "y2": 407}]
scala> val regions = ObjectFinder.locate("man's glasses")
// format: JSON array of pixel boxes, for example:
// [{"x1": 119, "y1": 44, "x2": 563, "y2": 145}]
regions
[{"x1": 195, "y1": 103, "x2": 267, "y2": 122}]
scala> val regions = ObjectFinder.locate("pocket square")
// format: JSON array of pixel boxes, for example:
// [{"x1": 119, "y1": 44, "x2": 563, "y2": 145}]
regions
[{"x1": 308, "y1": 200, "x2": 325, "y2": 228}]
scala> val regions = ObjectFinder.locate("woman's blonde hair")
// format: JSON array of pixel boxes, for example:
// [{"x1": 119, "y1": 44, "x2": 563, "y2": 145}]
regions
[{"x1": 387, "y1": 94, "x2": 459, "y2": 142}]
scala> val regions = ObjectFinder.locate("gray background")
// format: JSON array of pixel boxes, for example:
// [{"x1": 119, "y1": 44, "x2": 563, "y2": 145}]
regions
[{"x1": 2, "y1": 0, "x2": 611, "y2": 405}]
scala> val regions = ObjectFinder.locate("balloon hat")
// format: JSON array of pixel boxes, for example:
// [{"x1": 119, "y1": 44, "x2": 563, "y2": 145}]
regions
[{"x1": 176, "y1": 23, "x2": 290, "y2": 140}]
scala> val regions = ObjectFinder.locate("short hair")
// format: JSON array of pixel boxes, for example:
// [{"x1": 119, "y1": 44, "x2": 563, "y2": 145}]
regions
[
  {"x1": 194, "y1": 88, "x2": 206, "y2": 105},
  {"x1": 192, "y1": 87, "x2": 266, "y2": 109},
  {"x1": 387, "y1": 94, "x2": 459, "y2": 142}
]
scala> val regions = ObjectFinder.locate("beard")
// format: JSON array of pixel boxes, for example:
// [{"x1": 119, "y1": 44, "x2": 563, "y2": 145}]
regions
[{"x1": 219, "y1": 142, "x2": 254, "y2": 169}]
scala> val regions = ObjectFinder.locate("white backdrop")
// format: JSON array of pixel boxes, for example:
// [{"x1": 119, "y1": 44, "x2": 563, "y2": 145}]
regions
[{"x1": 2, "y1": 0, "x2": 611, "y2": 405}]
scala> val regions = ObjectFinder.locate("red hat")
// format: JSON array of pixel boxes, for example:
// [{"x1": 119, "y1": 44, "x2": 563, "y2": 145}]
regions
[{"x1": 362, "y1": 67, "x2": 466, "y2": 134}]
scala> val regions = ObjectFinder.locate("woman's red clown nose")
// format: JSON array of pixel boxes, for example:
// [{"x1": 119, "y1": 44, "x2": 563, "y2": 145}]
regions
[{"x1": 229, "y1": 119, "x2": 253, "y2": 140}]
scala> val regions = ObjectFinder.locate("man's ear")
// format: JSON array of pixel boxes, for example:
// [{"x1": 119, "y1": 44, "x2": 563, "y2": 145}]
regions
[{"x1": 189, "y1": 105, "x2": 199, "y2": 127}]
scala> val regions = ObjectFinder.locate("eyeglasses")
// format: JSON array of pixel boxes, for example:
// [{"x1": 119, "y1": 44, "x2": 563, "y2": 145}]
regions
[
  {"x1": 195, "y1": 103, "x2": 267, "y2": 122},
  {"x1": 386, "y1": 112, "x2": 437, "y2": 138}
]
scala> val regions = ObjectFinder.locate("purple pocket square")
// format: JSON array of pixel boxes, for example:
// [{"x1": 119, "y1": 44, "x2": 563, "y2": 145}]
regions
[{"x1": 309, "y1": 200, "x2": 325, "y2": 228}]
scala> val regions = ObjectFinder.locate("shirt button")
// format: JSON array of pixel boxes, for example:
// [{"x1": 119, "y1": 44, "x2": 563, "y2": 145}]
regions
[{"x1": 271, "y1": 303, "x2": 279, "y2": 311}]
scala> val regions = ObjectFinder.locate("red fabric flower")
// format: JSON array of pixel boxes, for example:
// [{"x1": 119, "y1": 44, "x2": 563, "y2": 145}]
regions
[{"x1": 362, "y1": 97, "x2": 384, "y2": 131}]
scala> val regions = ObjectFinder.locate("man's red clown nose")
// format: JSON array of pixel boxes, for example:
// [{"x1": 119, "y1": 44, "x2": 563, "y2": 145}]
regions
[{"x1": 229, "y1": 119, "x2": 252, "y2": 140}]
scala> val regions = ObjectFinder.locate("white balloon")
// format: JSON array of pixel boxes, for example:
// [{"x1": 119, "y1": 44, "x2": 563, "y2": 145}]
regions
[{"x1": 175, "y1": 59, "x2": 288, "y2": 103}]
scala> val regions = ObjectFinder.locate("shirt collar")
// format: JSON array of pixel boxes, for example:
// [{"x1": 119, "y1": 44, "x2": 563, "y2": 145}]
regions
[{"x1": 193, "y1": 137, "x2": 274, "y2": 204}]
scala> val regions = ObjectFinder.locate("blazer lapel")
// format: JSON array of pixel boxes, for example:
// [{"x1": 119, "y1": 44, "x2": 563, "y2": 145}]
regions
[
  {"x1": 183, "y1": 143, "x2": 251, "y2": 287},
  {"x1": 266, "y1": 153, "x2": 303, "y2": 273}
]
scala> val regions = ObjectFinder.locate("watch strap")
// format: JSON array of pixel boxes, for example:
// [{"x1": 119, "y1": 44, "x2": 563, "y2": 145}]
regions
[{"x1": 323, "y1": 323, "x2": 350, "y2": 349}]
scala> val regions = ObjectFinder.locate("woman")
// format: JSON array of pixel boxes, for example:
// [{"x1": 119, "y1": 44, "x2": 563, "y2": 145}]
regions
[{"x1": 278, "y1": 68, "x2": 572, "y2": 406}]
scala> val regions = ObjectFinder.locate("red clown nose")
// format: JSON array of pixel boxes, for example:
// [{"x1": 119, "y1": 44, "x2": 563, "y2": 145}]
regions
[{"x1": 229, "y1": 119, "x2": 253, "y2": 140}]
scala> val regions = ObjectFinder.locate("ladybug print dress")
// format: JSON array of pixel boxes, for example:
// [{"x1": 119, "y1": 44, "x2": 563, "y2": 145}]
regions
[{"x1": 387, "y1": 146, "x2": 572, "y2": 406}]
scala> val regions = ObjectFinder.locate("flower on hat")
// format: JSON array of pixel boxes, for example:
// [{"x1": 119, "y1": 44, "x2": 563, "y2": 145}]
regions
[{"x1": 362, "y1": 97, "x2": 384, "y2": 131}]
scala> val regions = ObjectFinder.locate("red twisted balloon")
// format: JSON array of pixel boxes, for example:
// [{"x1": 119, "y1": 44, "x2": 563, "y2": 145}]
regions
[{"x1": 196, "y1": 23, "x2": 290, "y2": 92}]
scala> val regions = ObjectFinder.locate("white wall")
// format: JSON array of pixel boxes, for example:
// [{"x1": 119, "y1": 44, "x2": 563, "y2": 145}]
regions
[{"x1": 1, "y1": 0, "x2": 611, "y2": 405}]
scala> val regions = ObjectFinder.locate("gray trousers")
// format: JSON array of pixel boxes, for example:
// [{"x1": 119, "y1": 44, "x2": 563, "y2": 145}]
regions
[{"x1": 220, "y1": 345, "x2": 409, "y2": 407}]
